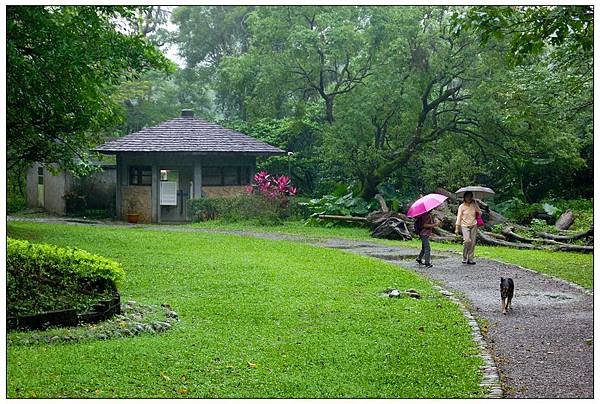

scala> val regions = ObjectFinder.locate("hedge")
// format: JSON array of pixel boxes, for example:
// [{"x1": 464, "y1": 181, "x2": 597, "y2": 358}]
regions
[{"x1": 7, "y1": 238, "x2": 125, "y2": 317}]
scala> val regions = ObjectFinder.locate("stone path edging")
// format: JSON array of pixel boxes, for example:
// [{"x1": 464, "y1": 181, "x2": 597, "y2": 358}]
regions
[{"x1": 433, "y1": 285, "x2": 502, "y2": 398}]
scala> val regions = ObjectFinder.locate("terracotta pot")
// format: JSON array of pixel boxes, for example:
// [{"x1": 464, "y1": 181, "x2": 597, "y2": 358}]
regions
[{"x1": 127, "y1": 214, "x2": 140, "y2": 224}]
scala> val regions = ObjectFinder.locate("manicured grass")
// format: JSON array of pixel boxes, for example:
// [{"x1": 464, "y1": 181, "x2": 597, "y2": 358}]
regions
[
  {"x1": 7, "y1": 222, "x2": 483, "y2": 398},
  {"x1": 187, "y1": 220, "x2": 593, "y2": 289}
]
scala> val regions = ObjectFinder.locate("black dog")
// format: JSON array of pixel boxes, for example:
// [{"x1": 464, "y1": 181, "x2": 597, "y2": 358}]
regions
[{"x1": 500, "y1": 277, "x2": 514, "y2": 315}]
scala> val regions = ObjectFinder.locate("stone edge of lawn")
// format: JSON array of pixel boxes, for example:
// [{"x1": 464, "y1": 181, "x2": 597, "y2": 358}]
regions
[{"x1": 432, "y1": 285, "x2": 503, "y2": 399}]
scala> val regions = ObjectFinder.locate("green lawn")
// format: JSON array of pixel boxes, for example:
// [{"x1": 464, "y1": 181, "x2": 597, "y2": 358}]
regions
[
  {"x1": 7, "y1": 222, "x2": 483, "y2": 398},
  {"x1": 186, "y1": 220, "x2": 593, "y2": 289}
]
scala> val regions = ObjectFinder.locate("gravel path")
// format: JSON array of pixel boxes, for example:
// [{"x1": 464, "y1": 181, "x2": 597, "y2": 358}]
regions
[{"x1": 8, "y1": 217, "x2": 594, "y2": 398}]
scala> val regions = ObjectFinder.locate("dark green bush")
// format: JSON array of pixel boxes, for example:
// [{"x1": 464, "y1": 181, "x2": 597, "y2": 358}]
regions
[
  {"x1": 7, "y1": 192, "x2": 27, "y2": 213},
  {"x1": 189, "y1": 194, "x2": 292, "y2": 225},
  {"x1": 492, "y1": 197, "x2": 545, "y2": 224},
  {"x1": 492, "y1": 197, "x2": 593, "y2": 229},
  {"x1": 300, "y1": 191, "x2": 378, "y2": 226},
  {"x1": 63, "y1": 190, "x2": 87, "y2": 214},
  {"x1": 7, "y1": 238, "x2": 125, "y2": 317}
]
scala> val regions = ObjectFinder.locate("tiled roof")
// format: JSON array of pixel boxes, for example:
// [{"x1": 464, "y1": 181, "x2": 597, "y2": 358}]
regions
[{"x1": 95, "y1": 116, "x2": 285, "y2": 155}]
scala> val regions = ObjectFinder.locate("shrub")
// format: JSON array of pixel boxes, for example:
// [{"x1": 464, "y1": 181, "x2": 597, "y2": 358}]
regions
[
  {"x1": 7, "y1": 238, "x2": 125, "y2": 317},
  {"x1": 63, "y1": 190, "x2": 87, "y2": 214},
  {"x1": 492, "y1": 197, "x2": 593, "y2": 229},
  {"x1": 7, "y1": 192, "x2": 27, "y2": 213},
  {"x1": 189, "y1": 194, "x2": 291, "y2": 225},
  {"x1": 492, "y1": 197, "x2": 544, "y2": 224},
  {"x1": 247, "y1": 171, "x2": 297, "y2": 207}
]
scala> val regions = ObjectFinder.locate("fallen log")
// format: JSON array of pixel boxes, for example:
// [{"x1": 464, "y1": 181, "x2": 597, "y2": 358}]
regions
[
  {"x1": 435, "y1": 187, "x2": 458, "y2": 203},
  {"x1": 478, "y1": 229, "x2": 593, "y2": 253},
  {"x1": 536, "y1": 228, "x2": 593, "y2": 242},
  {"x1": 371, "y1": 217, "x2": 412, "y2": 240},
  {"x1": 501, "y1": 227, "x2": 540, "y2": 243},
  {"x1": 483, "y1": 210, "x2": 507, "y2": 227},
  {"x1": 433, "y1": 226, "x2": 455, "y2": 237},
  {"x1": 482, "y1": 231, "x2": 507, "y2": 241},
  {"x1": 317, "y1": 215, "x2": 367, "y2": 222},
  {"x1": 536, "y1": 239, "x2": 594, "y2": 253},
  {"x1": 555, "y1": 209, "x2": 575, "y2": 230},
  {"x1": 477, "y1": 229, "x2": 546, "y2": 250}
]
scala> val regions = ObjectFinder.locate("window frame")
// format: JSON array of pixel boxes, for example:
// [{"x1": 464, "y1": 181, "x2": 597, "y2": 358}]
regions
[
  {"x1": 201, "y1": 166, "x2": 252, "y2": 186},
  {"x1": 37, "y1": 166, "x2": 44, "y2": 185},
  {"x1": 129, "y1": 166, "x2": 152, "y2": 186}
]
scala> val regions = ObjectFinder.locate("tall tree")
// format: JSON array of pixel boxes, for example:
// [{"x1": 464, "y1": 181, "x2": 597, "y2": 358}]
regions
[
  {"x1": 318, "y1": 7, "x2": 478, "y2": 198},
  {"x1": 248, "y1": 6, "x2": 378, "y2": 123},
  {"x1": 7, "y1": 6, "x2": 173, "y2": 175}
]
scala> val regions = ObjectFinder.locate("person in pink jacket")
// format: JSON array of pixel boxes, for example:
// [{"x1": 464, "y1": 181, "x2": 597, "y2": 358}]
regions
[{"x1": 455, "y1": 191, "x2": 482, "y2": 265}]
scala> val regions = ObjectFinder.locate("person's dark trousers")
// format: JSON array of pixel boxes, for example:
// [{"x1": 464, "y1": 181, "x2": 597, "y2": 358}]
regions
[{"x1": 418, "y1": 235, "x2": 431, "y2": 265}]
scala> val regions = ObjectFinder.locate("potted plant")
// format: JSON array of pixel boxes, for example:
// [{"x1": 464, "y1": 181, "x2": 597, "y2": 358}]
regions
[{"x1": 126, "y1": 198, "x2": 140, "y2": 224}]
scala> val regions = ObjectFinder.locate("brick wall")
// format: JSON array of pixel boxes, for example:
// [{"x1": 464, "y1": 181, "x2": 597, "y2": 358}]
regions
[
  {"x1": 202, "y1": 186, "x2": 247, "y2": 198},
  {"x1": 121, "y1": 186, "x2": 152, "y2": 223}
]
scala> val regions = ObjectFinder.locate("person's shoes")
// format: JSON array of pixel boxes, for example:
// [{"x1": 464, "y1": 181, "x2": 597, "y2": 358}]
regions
[
  {"x1": 416, "y1": 258, "x2": 423, "y2": 265},
  {"x1": 462, "y1": 260, "x2": 468, "y2": 264},
  {"x1": 467, "y1": 261, "x2": 476, "y2": 265},
  {"x1": 424, "y1": 263, "x2": 433, "y2": 268}
]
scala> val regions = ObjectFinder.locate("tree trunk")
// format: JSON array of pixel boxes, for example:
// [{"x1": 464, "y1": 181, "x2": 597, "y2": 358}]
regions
[
  {"x1": 374, "y1": 194, "x2": 389, "y2": 212},
  {"x1": 325, "y1": 96, "x2": 334, "y2": 124},
  {"x1": 359, "y1": 173, "x2": 381, "y2": 200},
  {"x1": 555, "y1": 209, "x2": 575, "y2": 230},
  {"x1": 317, "y1": 215, "x2": 367, "y2": 222}
]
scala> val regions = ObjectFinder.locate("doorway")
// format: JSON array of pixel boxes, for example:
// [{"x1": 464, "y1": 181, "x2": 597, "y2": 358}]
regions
[{"x1": 159, "y1": 167, "x2": 193, "y2": 222}]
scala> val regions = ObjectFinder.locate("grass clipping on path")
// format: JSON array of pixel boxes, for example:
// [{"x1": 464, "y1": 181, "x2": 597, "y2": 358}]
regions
[{"x1": 8, "y1": 222, "x2": 483, "y2": 398}]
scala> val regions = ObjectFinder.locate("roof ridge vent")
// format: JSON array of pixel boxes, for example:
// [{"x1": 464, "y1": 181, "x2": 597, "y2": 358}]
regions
[{"x1": 181, "y1": 109, "x2": 194, "y2": 118}]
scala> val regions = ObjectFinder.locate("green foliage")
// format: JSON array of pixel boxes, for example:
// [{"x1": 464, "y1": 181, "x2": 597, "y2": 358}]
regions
[
  {"x1": 188, "y1": 194, "x2": 292, "y2": 225},
  {"x1": 7, "y1": 222, "x2": 484, "y2": 398},
  {"x1": 7, "y1": 238, "x2": 125, "y2": 317},
  {"x1": 7, "y1": 6, "x2": 174, "y2": 175},
  {"x1": 111, "y1": 68, "x2": 214, "y2": 137},
  {"x1": 301, "y1": 191, "x2": 378, "y2": 226},
  {"x1": 452, "y1": 6, "x2": 593, "y2": 65},
  {"x1": 223, "y1": 116, "x2": 324, "y2": 194},
  {"x1": 8, "y1": 191, "x2": 27, "y2": 214},
  {"x1": 492, "y1": 198, "x2": 544, "y2": 224}
]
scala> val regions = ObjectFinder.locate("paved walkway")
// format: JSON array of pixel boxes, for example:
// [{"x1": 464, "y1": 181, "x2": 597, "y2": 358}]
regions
[{"x1": 8, "y1": 217, "x2": 594, "y2": 398}]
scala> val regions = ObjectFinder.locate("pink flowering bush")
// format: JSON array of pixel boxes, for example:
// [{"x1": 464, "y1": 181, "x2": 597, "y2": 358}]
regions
[
  {"x1": 189, "y1": 171, "x2": 299, "y2": 224},
  {"x1": 247, "y1": 171, "x2": 297, "y2": 206}
]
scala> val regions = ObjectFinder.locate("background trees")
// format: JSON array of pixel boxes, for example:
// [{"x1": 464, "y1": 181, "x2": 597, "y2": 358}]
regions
[{"x1": 8, "y1": 5, "x2": 593, "y2": 208}]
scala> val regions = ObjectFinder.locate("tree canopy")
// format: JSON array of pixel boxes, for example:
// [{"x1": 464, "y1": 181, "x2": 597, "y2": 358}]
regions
[{"x1": 7, "y1": 6, "x2": 174, "y2": 175}]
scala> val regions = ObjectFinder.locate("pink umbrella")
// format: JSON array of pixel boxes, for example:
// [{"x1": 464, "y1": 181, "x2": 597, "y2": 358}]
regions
[{"x1": 406, "y1": 193, "x2": 448, "y2": 218}]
